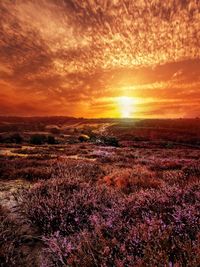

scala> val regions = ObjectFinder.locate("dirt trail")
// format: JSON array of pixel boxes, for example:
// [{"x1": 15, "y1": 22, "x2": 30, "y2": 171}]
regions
[{"x1": 0, "y1": 179, "x2": 43, "y2": 267}]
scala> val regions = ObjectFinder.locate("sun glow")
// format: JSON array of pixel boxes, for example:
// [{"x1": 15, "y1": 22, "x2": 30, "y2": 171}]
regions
[{"x1": 118, "y1": 96, "x2": 135, "y2": 118}]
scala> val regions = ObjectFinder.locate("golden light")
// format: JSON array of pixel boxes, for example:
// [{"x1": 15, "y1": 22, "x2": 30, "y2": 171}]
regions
[{"x1": 118, "y1": 96, "x2": 135, "y2": 118}]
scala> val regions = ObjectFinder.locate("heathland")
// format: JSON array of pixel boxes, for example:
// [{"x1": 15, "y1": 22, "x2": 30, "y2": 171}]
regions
[{"x1": 0, "y1": 117, "x2": 200, "y2": 266}]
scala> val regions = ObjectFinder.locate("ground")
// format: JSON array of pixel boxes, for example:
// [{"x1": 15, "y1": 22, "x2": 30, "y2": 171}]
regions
[{"x1": 0, "y1": 118, "x2": 200, "y2": 266}]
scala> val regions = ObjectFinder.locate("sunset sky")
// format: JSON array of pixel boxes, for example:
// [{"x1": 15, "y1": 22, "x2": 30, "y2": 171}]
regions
[{"x1": 0, "y1": 0, "x2": 200, "y2": 118}]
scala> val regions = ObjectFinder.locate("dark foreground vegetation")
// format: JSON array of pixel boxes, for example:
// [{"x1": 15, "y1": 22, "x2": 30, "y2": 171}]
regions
[{"x1": 0, "y1": 117, "x2": 200, "y2": 266}]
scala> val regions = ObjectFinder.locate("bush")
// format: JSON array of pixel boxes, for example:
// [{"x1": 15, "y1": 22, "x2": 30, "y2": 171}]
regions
[
  {"x1": 98, "y1": 136, "x2": 119, "y2": 147},
  {"x1": 104, "y1": 136, "x2": 119, "y2": 147},
  {"x1": 17, "y1": 167, "x2": 52, "y2": 181},
  {"x1": 78, "y1": 135, "x2": 90, "y2": 142},
  {"x1": 0, "y1": 206, "x2": 23, "y2": 267},
  {"x1": 103, "y1": 165, "x2": 164, "y2": 193},
  {"x1": 30, "y1": 134, "x2": 46, "y2": 145},
  {"x1": 20, "y1": 180, "x2": 200, "y2": 267},
  {"x1": 42, "y1": 217, "x2": 200, "y2": 267},
  {"x1": 11, "y1": 133, "x2": 23, "y2": 144},
  {"x1": 182, "y1": 162, "x2": 200, "y2": 180},
  {"x1": 47, "y1": 135, "x2": 56, "y2": 144},
  {"x1": 0, "y1": 158, "x2": 53, "y2": 181},
  {"x1": 20, "y1": 179, "x2": 121, "y2": 236},
  {"x1": 149, "y1": 159, "x2": 183, "y2": 171},
  {"x1": 50, "y1": 159, "x2": 105, "y2": 183},
  {"x1": 2, "y1": 133, "x2": 23, "y2": 144}
]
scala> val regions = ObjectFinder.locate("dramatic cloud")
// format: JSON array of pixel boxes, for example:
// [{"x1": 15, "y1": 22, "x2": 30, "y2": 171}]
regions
[{"x1": 0, "y1": 0, "x2": 200, "y2": 117}]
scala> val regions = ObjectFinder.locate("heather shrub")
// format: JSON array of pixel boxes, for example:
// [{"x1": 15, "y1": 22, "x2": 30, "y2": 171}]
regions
[
  {"x1": 0, "y1": 158, "x2": 104, "y2": 182},
  {"x1": 40, "y1": 184, "x2": 200, "y2": 266},
  {"x1": 102, "y1": 136, "x2": 119, "y2": 147},
  {"x1": 51, "y1": 159, "x2": 105, "y2": 183},
  {"x1": 21, "y1": 178, "x2": 200, "y2": 266},
  {"x1": 0, "y1": 206, "x2": 23, "y2": 267},
  {"x1": 94, "y1": 136, "x2": 119, "y2": 147},
  {"x1": 182, "y1": 162, "x2": 200, "y2": 182},
  {"x1": 122, "y1": 183, "x2": 200, "y2": 228},
  {"x1": 42, "y1": 225, "x2": 199, "y2": 267},
  {"x1": 103, "y1": 165, "x2": 164, "y2": 193},
  {"x1": 149, "y1": 159, "x2": 183, "y2": 171},
  {"x1": 161, "y1": 162, "x2": 200, "y2": 186},
  {"x1": 17, "y1": 167, "x2": 52, "y2": 181},
  {"x1": 97, "y1": 154, "x2": 121, "y2": 164},
  {"x1": 161, "y1": 170, "x2": 184, "y2": 185},
  {"x1": 20, "y1": 179, "x2": 121, "y2": 236},
  {"x1": 0, "y1": 158, "x2": 53, "y2": 180}
]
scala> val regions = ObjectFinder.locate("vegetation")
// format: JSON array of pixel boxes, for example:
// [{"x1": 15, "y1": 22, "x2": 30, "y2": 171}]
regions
[
  {"x1": 0, "y1": 118, "x2": 200, "y2": 266},
  {"x1": 47, "y1": 135, "x2": 56, "y2": 145},
  {"x1": 30, "y1": 135, "x2": 47, "y2": 145},
  {"x1": 0, "y1": 206, "x2": 24, "y2": 267},
  {"x1": 0, "y1": 133, "x2": 23, "y2": 144}
]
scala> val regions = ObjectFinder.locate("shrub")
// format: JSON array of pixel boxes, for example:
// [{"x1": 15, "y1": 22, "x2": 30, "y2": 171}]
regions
[
  {"x1": 30, "y1": 134, "x2": 46, "y2": 145},
  {"x1": 78, "y1": 135, "x2": 90, "y2": 142},
  {"x1": 1, "y1": 133, "x2": 23, "y2": 144},
  {"x1": 20, "y1": 179, "x2": 121, "y2": 236},
  {"x1": 149, "y1": 159, "x2": 183, "y2": 171},
  {"x1": 93, "y1": 135, "x2": 119, "y2": 147},
  {"x1": 17, "y1": 167, "x2": 52, "y2": 181},
  {"x1": 0, "y1": 158, "x2": 54, "y2": 181},
  {"x1": 42, "y1": 217, "x2": 200, "y2": 267},
  {"x1": 33, "y1": 182, "x2": 200, "y2": 267},
  {"x1": 103, "y1": 165, "x2": 163, "y2": 193},
  {"x1": 161, "y1": 170, "x2": 183, "y2": 185},
  {"x1": 47, "y1": 135, "x2": 56, "y2": 144},
  {"x1": 182, "y1": 162, "x2": 200, "y2": 180},
  {"x1": 101, "y1": 136, "x2": 119, "y2": 147},
  {"x1": 10, "y1": 133, "x2": 23, "y2": 144},
  {"x1": 50, "y1": 159, "x2": 105, "y2": 183},
  {"x1": 0, "y1": 206, "x2": 23, "y2": 267}
]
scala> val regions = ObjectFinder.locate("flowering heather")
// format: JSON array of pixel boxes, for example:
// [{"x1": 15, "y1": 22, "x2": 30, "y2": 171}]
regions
[
  {"x1": 0, "y1": 124, "x2": 200, "y2": 266},
  {"x1": 20, "y1": 179, "x2": 121, "y2": 236},
  {"x1": 50, "y1": 159, "x2": 105, "y2": 183},
  {"x1": 0, "y1": 157, "x2": 104, "y2": 182},
  {"x1": 20, "y1": 177, "x2": 200, "y2": 266},
  {"x1": 0, "y1": 205, "x2": 23, "y2": 267}
]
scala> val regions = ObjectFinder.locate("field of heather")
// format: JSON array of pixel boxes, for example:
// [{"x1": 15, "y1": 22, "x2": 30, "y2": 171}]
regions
[{"x1": 0, "y1": 118, "x2": 200, "y2": 267}]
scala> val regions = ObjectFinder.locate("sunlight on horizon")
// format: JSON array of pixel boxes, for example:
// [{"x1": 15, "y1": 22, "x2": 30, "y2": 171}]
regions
[{"x1": 118, "y1": 96, "x2": 135, "y2": 118}]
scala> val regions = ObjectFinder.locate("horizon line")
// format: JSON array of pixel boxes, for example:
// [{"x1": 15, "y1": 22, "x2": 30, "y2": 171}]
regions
[{"x1": 0, "y1": 115, "x2": 199, "y2": 120}]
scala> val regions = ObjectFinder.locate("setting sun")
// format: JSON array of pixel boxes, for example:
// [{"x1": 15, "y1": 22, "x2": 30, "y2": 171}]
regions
[{"x1": 118, "y1": 96, "x2": 135, "y2": 118}]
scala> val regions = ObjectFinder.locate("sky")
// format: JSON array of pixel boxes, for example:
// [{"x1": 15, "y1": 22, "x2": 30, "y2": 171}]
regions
[{"x1": 0, "y1": 0, "x2": 200, "y2": 118}]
